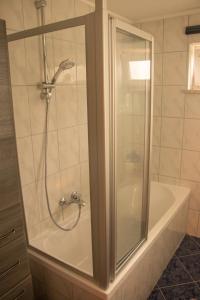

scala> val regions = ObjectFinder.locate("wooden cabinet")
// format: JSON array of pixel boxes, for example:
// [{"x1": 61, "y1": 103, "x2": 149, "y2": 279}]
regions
[
  {"x1": 0, "y1": 19, "x2": 34, "y2": 299},
  {"x1": 0, "y1": 276, "x2": 34, "y2": 300}
]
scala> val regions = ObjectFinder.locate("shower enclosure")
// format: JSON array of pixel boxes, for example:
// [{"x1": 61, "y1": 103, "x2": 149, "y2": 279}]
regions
[{"x1": 7, "y1": 0, "x2": 153, "y2": 289}]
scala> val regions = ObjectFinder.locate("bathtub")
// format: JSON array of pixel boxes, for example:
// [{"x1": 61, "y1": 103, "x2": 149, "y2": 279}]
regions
[{"x1": 29, "y1": 182, "x2": 190, "y2": 300}]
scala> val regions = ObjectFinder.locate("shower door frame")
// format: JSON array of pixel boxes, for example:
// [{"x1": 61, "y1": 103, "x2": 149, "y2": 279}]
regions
[
  {"x1": 7, "y1": 8, "x2": 110, "y2": 289},
  {"x1": 109, "y1": 18, "x2": 154, "y2": 279}
]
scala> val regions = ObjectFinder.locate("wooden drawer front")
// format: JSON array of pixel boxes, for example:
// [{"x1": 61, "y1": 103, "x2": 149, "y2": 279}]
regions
[
  {"x1": 0, "y1": 276, "x2": 33, "y2": 300},
  {"x1": 0, "y1": 138, "x2": 21, "y2": 211},
  {"x1": 0, "y1": 239, "x2": 29, "y2": 296},
  {"x1": 0, "y1": 205, "x2": 25, "y2": 249}
]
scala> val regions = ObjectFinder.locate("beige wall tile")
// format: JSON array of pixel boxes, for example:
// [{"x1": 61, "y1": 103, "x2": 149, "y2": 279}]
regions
[
  {"x1": 154, "y1": 53, "x2": 163, "y2": 85},
  {"x1": 22, "y1": 182, "x2": 40, "y2": 227},
  {"x1": 56, "y1": 85, "x2": 78, "y2": 129},
  {"x1": 58, "y1": 127, "x2": 79, "y2": 169},
  {"x1": 153, "y1": 86, "x2": 162, "y2": 117},
  {"x1": 162, "y1": 86, "x2": 185, "y2": 117},
  {"x1": 180, "y1": 180, "x2": 200, "y2": 211},
  {"x1": 141, "y1": 20, "x2": 163, "y2": 53},
  {"x1": 187, "y1": 209, "x2": 199, "y2": 236},
  {"x1": 53, "y1": 39, "x2": 76, "y2": 84},
  {"x1": 0, "y1": 0, "x2": 24, "y2": 30},
  {"x1": 28, "y1": 86, "x2": 57, "y2": 135},
  {"x1": 161, "y1": 118, "x2": 183, "y2": 148},
  {"x1": 76, "y1": 44, "x2": 86, "y2": 84},
  {"x1": 181, "y1": 150, "x2": 200, "y2": 182},
  {"x1": 60, "y1": 165, "x2": 81, "y2": 198},
  {"x1": 159, "y1": 176, "x2": 180, "y2": 185},
  {"x1": 25, "y1": 36, "x2": 54, "y2": 85},
  {"x1": 152, "y1": 146, "x2": 160, "y2": 174},
  {"x1": 152, "y1": 117, "x2": 161, "y2": 146},
  {"x1": 187, "y1": 14, "x2": 200, "y2": 43},
  {"x1": 52, "y1": 0, "x2": 75, "y2": 22},
  {"x1": 159, "y1": 148, "x2": 181, "y2": 178},
  {"x1": 75, "y1": 0, "x2": 93, "y2": 17},
  {"x1": 80, "y1": 162, "x2": 90, "y2": 199},
  {"x1": 163, "y1": 52, "x2": 187, "y2": 85},
  {"x1": 8, "y1": 39, "x2": 27, "y2": 85},
  {"x1": 12, "y1": 86, "x2": 31, "y2": 138},
  {"x1": 77, "y1": 85, "x2": 88, "y2": 125},
  {"x1": 17, "y1": 137, "x2": 35, "y2": 185},
  {"x1": 53, "y1": 27, "x2": 77, "y2": 43},
  {"x1": 38, "y1": 173, "x2": 62, "y2": 220},
  {"x1": 183, "y1": 119, "x2": 200, "y2": 151},
  {"x1": 22, "y1": 0, "x2": 52, "y2": 30},
  {"x1": 79, "y1": 124, "x2": 89, "y2": 162},
  {"x1": 185, "y1": 93, "x2": 200, "y2": 119},
  {"x1": 189, "y1": 13, "x2": 200, "y2": 25},
  {"x1": 32, "y1": 131, "x2": 59, "y2": 180},
  {"x1": 164, "y1": 16, "x2": 188, "y2": 52},
  {"x1": 133, "y1": 92, "x2": 146, "y2": 115}
]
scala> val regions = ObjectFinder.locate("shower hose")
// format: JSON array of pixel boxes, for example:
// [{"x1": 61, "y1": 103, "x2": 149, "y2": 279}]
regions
[{"x1": 44, "y1": 101, "x2": 82, "y2": 231}]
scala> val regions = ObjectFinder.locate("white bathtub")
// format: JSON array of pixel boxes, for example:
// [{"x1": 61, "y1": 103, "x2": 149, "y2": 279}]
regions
[{"x1": 29, "y1": 182, "x2": 190, "y2": 300}]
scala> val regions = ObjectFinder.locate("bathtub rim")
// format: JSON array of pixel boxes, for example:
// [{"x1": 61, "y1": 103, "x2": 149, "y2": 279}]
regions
[{"x1": 28, "y1": 182, "x2": 190, "y2": 298}]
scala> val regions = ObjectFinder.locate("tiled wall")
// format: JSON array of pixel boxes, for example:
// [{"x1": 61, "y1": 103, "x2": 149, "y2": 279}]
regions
[
  {"x1": 2, "y1": 1, "x2": 200, "y2": 240},
  {"x1": 0, "y1": 0, "x2": 93, "y2": 240},
  {"x1": 137, "y1": 12, "x2": 200, "y2": 237}
]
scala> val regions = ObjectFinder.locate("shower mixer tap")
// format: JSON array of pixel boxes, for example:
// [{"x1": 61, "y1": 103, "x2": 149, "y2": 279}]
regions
[{"x1": 59, "y1": 192, "x2": 86, "y2": 208}]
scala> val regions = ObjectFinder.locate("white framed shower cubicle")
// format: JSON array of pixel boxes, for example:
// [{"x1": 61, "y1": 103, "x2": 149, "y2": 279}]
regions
[{"x1": 7, "y1": 0, "x2": 156, "y2": 293}]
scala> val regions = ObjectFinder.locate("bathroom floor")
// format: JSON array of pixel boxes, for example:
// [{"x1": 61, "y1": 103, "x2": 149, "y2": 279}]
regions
[{"x1": 148, "y1": 235, "x2": 200, "y2": 300}]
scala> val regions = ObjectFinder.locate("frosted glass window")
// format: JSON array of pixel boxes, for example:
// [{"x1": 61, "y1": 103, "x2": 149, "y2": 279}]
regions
[{"x1": 188, "y1": 43, "x2": 200, "y2": 90}]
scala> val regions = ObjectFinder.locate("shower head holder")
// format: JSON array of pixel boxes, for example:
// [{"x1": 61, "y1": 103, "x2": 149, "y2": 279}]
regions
[
  {"x1": 34, "y1": 0, "x2": 47, "y2": 9},
  {"x1": 39, "y1": 82, "x2": 55, "y2": 101}
]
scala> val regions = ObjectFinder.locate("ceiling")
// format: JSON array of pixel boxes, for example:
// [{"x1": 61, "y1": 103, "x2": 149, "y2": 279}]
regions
[{"x1": 104, "y1": 0, "x2": 200, "y2": 21}]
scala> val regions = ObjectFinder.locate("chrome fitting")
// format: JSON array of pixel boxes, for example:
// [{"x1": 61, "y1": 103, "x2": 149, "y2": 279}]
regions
[{"x1": 34, "y1": 0, "x2": 47, "y2": 9}]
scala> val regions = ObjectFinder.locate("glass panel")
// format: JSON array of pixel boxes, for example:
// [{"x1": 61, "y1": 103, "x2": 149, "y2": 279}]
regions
[
  {"x1": 115, "y1": 28, "x2": 151, "y2": 265},
  {"x1": 9, "y1": 25, "x2": 93, "y2": 276}
]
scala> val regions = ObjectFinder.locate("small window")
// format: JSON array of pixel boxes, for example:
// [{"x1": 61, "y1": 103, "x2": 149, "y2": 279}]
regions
[{"x1": 188, "y1": 43, "x2": 200, "y2": 91}]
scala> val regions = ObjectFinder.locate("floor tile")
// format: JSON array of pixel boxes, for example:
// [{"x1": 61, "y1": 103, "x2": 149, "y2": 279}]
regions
[
  {"x1": 192, "y1": 236, "x2": 200, "y2": 247},
  {"x1": 180, "y1": 254, "x2": 200, "y2": 281},
  {"x1": 162, "y1": 282, "x2": 200, "y2": 300},
  {"x1": 148, "y1": 288, "x2": 165, "y2": 300},
  {"x1": 176, "y1": 235, "x2": 200, "y2": 257},
  {"x1": 157, "y1": 258, "x2": 192, "y2": 287}
]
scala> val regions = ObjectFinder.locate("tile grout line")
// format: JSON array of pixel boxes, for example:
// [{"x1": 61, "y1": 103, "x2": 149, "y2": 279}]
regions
[
  {"x1": 177, "y1": 256, "x2": 195, "y2": 283},
  {"x1": 158, "y1": 286, "x2": 167, "y2": 300}
]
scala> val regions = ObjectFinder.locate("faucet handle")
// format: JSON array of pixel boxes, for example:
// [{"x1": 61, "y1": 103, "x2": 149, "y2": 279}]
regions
[
  {"x1": 70, "y1": 192, "x2": 86, "y2": 207},
  {"x1": 71, "y1": 191, "x2": 81, "y2": 201}
]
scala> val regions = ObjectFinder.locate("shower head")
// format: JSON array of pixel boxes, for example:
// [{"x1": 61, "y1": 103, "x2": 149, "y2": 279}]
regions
[{"x1": 51, "y1": 59, "x2": 75, "y2": 84}]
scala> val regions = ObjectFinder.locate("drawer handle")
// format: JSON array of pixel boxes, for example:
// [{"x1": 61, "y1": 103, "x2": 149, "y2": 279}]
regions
[
  {"x1": 0, "y1": 259, "x2": 21, "y2": 279},
  {"x1": 13, "y1": 289, "x2": 25, "y2": 300},
  {"x1": 0, "y1": 228, "x2": 15, "y2": 242}
]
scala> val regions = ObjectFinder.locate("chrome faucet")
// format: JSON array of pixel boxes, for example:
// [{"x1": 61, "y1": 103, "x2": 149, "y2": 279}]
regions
[{"x1": 59, "y1": 192, "x2": 86, "y2": 208}]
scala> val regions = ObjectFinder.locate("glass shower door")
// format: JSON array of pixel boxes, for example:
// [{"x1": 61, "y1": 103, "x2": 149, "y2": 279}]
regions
[{"x1": 110, "y1": 20, "x2": 153, "y2": 269}]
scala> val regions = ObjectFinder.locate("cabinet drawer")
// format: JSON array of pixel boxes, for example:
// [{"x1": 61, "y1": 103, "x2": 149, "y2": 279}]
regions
[
  {"x1": 0, "y1": 238, "x2": 29, "y2": 296},
  {"x1": 0, "y1": 276, "x2": 33, "y2": 300},
  {"x1": 0, "y1": 205, "x2": 25, "y2": 249},
  {"x1": 0, "y1": 138, "x2": 21, "y2": 212}
]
